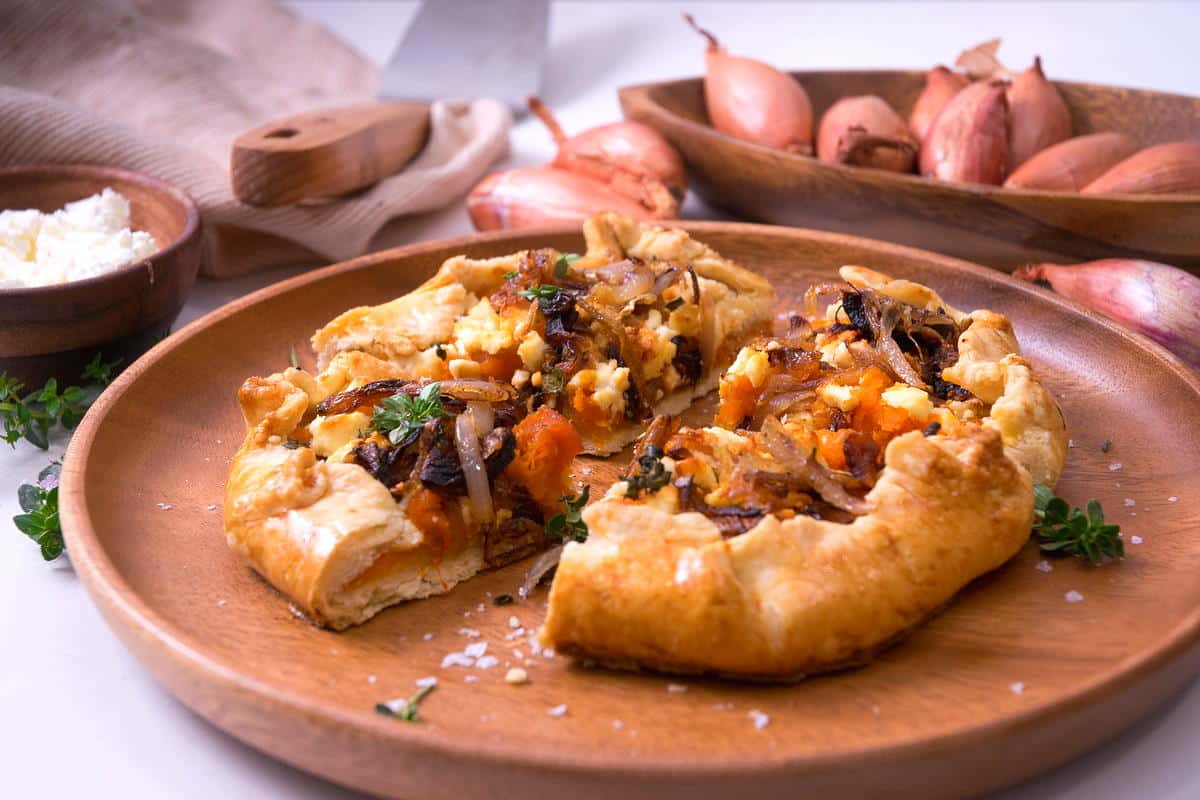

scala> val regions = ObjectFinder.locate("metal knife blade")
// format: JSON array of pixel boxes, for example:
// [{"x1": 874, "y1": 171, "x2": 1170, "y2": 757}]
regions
[{"x1": 379, "y1": 0, "x2": 550, "y2": 111}]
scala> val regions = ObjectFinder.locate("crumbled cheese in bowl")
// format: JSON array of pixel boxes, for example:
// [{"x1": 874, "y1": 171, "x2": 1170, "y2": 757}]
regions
[{"x1": 0, "y1": 188, "x2": 158, "y2": 288}]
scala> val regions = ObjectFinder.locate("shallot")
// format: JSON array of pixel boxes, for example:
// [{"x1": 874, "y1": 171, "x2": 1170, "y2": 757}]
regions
[
  {"x1": 909, "y1": 66, "x2": 969, "y2": 142},
  {"x1": 817, "y1": 95, "x2": 917, "y2": 173},
  {"x1": 456, "y1": 410, "x2": 493, "y2": 524},
  {"x1": 1013, "y1": 259, "x2": 1200, "y2": 368},
  {"x1": 955, "y1": 40, "x2": 1072, "y2": 171},
  {"x1": 1081, "y1": 141, "x2": 1200, "y2": 195},
  {"x1": 919, "y1": 79, "x2": 1009, "y2": 185},
  {"x1": 1004, "y1": 132, "x2": 1138, "y2": 191},
  {"x1": 528, "y1": 97, "x2": 685, "y2": 216},
  {"x1": 467, "y1": 166, "x2": 653, "y2": 231},
  {"x1": 1006, "y1": 57, "x2": 1072, "y2": 171},
  {"x1": 684, "y1": 13, "x2": 813, "y2": 153}
]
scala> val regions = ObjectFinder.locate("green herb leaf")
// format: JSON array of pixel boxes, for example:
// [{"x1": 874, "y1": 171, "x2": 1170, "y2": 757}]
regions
[
  {"x1": 81, "y1": 353, "x2": 123, "y2": 387},
  {"x1": 375, "y1": 683, "x2": 435, "y2": 722},
  {"x1": 540, "y1": 369, "x2": 564, "y2": 394},
  {"x1": 13, "y1": 464, "x2": 63, "y2": 561},
  {"x1": 624, "y1": 445, "x2": 672, "y2": 499},
  {"x1": 1032, "y1": 483, "x2": 1123, "y2": 564},
  {"x1": 545, "y1": 486, "x2": 590, "y2": 543},
  {"x1": 502, "y1": 270, "x2": 519, "y2": 281},
  {"x1": 370, "y1": 383, "x2": 451, "y2": 445},
  {"x1": 518, "y1": 284, "x2": 562, "y2": 302},
  {"x1": 554, "y1": 253, "x2": 580, "y2": 278}
]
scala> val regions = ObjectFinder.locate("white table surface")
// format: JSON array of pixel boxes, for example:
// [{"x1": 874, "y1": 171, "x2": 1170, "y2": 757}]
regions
[{"x1": 4, "y1": 2, "x2": 1198, "y2": 798}]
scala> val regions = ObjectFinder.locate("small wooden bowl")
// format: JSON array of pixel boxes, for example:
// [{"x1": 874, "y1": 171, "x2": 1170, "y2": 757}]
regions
[
  {"x1": 620, "y1": 72, "x2": 1200, "y2": 271},
  {"x1": 0, "y1": 164, "x2": 204, "y2": 386}
]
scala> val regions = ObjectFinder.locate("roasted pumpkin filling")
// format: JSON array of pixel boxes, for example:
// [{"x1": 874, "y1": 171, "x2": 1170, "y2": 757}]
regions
[
  {"x1": 300, "y1": 380, "x2": 582, "y2": 590},
  {"x1": 612, "y1": 283, "x2": 987, "y2": 534}
]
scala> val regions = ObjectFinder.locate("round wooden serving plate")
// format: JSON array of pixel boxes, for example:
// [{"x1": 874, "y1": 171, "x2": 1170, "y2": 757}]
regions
[
  {"x1": 61, "y1": 223, "x2": 1200, "y2": 800},
  {"x1": 619, "y1": 72, "x2": 1200, "y2": 271}
]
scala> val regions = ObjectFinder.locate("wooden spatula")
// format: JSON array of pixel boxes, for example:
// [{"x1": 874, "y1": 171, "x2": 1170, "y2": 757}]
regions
[
  {"x1": 231, "y1": 102, "x2": 430, "y2": 207},
  {"x1": 229, "y1": 0, "x2": 548, "y2": 208}
]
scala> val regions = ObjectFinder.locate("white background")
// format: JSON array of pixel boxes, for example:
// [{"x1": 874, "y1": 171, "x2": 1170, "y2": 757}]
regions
[{"x1": 3, "y1": 2, "x2": 1199, "y2": 798}]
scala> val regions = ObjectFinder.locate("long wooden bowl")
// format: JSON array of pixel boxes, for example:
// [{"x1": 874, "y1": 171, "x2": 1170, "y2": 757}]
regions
[
  {"x1": 60, "y1": 222, "x2": 1200, "y2": 799},
  {"x1": 619, "y1": 72, "x2": 1200, "y2": 271}
]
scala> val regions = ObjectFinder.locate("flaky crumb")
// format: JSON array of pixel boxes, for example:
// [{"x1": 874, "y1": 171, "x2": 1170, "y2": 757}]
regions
[
  {"x1": 1065, "y1": 590, "x2": 1084, "y2": 603},
  {"x1": 1130, "y1": 535, "x2": 1144, "y2": 544},
  {"x1": 548, "y1": 704, "x2": 568, "y2": 717},
  {"x1": 505, "y1": 667, "x2": 529, "y2": 685},
  {"x1": 1010, "y1": 681, "x2": 1025, "y2": 695},
  {"x1": 1034, "y1": 560, "x2": 1053, "y2": 573},
  {"x1": 416, "y1": 676, "x2": 438, "y2": 688},
  {"x1": 748, "y1": 710, "x2": 770, "y2": 730}
]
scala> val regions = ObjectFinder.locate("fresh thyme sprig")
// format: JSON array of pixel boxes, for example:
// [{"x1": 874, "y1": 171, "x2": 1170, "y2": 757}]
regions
[
  {"x1": 1032, "y1": 484, "x2": 1123, "y2": 564},
  {"x1": 518, "y1": 284, "x2": 562, "y2": 302},
  {"x1": 370, "y1": 383, "x2": 451, "y2": 445},
  {"x1": 554, "y1": 252, "x2": 580, "y2": 278},
  {"x1": 546, "y1": 486, "x2": 590, "y2": 543},
  {"x1": 624, "y1": 445, "x2": 672, "y2": 499},
  {"x1": 14, "y1": 463, "x2": 62, "y2": 561},
  {"x1": 375, "y1": 683, "x2": 436, "y2": 722},
  {"x1": 0, "y1": 354, "x2": 121, "y2": 449}
]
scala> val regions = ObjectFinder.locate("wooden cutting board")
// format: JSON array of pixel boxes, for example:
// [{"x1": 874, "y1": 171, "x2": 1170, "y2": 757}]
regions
[{"x1": 60, "y1": 222, "x2": 1200, "y2": 799}]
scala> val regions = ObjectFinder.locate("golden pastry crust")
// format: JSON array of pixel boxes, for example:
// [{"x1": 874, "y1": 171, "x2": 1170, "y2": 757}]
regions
[
  {"x1": 311, "y1": 213, "x2": 775, "y2": 454},
  {"x1": 224, "y1": 369, "x2": 483, "y2": 630},
  {"x1": 541, "y1": 267, "x2": 1067, "y2": 679}
]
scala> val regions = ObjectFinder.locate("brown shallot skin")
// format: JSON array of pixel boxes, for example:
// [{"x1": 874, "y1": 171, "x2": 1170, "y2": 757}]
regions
[
  {"x1": 1013, "y1": 259, "x2": 1200, "y2": 368},
  {"x1": 467, "y1": 166, "x2": 654, "y2": 232},
  {"x1": 817, "y1": 95, "x2": 917, "y2": 173},
  {"x1": 1007, "y1": 56, "x2": 1072, "y2": 171},
  {"x1": 909, "y1": 66, "x2": 969, "y2": 142},
  {"x1": 684, "y1": 13, "x2": 813, "y2": 154},
  {"x1": 527, "y1": 97, "x2": 685, "y2": 215},
  {"x1": 1081, "y1": 141, "x2": 1200, "y2": 195},
  {"x1": 919, "y1": 79, "x2": 1009, "y2": 185},
  {"x1": 1004, "y1": 132, "x2": 1138, "y2": 191}
]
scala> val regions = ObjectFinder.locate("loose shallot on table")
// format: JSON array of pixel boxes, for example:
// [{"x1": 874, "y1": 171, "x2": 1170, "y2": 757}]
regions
[
  {"x1": 467, "y1": 98, "x2": 687, "y2": 231},
  {"x1": 1014, "y1": 259, "x2": 1200, "y2": 368},
  {"x1": 684, "y1": 13, "x2": 813, "y2": 153}
]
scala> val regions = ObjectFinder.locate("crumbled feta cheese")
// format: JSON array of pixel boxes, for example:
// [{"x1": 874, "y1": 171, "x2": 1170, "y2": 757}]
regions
[
  {"x1": 517, "y1": 330, "x2": 548, "y2": 371},
  {"x1": 548, "y1": 704, "x2": 568, "y2": 717},
  {"x1": 505, "y1": 667, "x2": 529, "y2": 685},
  {"x1": 727, "y1": 347, "x2": 771, "y2": 388},
  {"x1": 748, "y1": 710, "x2": 770, "y2": 730},
  {"x1": 307, "y1": 411, "x2": 368, "y2": 457},
  {"x1": 454, "y1": 299, "x2": 516, "y2": 355},
  {"x1": 464, "y1": 641, "x2": 488, "y2": 659},
  {"x1": 415, "y1": 676, "x2": 438, "y2": 688},
  {"x1": 0, "y1": 188, "x2": 158, "y2": 288},
  {"x1": 475, "y1": 655, "x2": 499, "y2": 670},
  {"x1": 1064, "y1": 590, "x2": 1084, "y2": 603},
  {"x1": 511, "y1": 368, "x2": 531, "y2": 389},
  {"x1": 880, "y1": 384, "x2": 933, "y2": 422},
  {"x1": 448, "y1": 358, "x2": 483, "y2": 379},
  {"x1": 568, "y1": 359, "x2": 630, "y2": 418},
  {"x1": 817, "y1": 382, "x2": 861, "y2": 412}
]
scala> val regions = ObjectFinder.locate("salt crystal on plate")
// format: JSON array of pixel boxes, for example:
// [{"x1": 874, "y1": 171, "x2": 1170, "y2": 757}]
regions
[
  {"x1": 422, "y1": 632, "x2": 434, "y2": 641},
  {"x1": 367, "y1": 675, "x2": 377, "y2": 684},
  {"x1": 475, "y1": 655, "x2": 499, "y2": 670},
  {"x1": 156, "y1": 502, "x2": 173, "y2": 510},
  {"x1": 508, "y1": 616, "x2": 521, "y2": 628},
  {"x1": 1108, "y1": 462, "x2": 1123, "y2": 471},
  {"x1": 667, "y1": 683, "x2": 688, "y2": 694},
  {"x1": 458, "y1": 627, "x2": 481, "y2": 638},
  {"x1": 1034, "y1": 560, "x2": 1053, "y2": 573},
  {"x1": 1010, "y1": 682, "x2": 1025, "y2": 695},
  {"x1": 441, "y1": 653, "x2": 475, "y2": 668},
  {"x1": 1065, "y1": 590, "x2": 1085, "y2": 603},
  {"x1": 464, "y1": 675, "x2": 478, "y2": 683},
  {"x1": 748, "y1": 710, "x2": 770, "y2": 730},
  {"x1": 416, "y1": 676, "x2": 438, "y2": 688},
  {"x1": 1123, "y1": 498, "x2": 1136, "y2": 507},
  {"x1": 1131, "y1": 535, "x2": 1144, "y2": 544},
  {"x1": 1168, "y1": 496, "x2": 1179, "y2": 503},
  {"x1": 612, "y1": 720, "x2": 624, "y2": 730},
  {"x1": 464, "y1": 641, "x2": 488, "y2": 659},
  {"x1": 548, "y1": 704, "x2": 568, "y2": 717}
]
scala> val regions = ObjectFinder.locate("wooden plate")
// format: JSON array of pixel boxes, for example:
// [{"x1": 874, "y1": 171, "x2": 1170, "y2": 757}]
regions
[
  {"x1": 619, "y1": 72, "x2": 1200, "y2": 271},
  {"x1": 60, "y1": 223, "x2": 1200, "y2": 800}
]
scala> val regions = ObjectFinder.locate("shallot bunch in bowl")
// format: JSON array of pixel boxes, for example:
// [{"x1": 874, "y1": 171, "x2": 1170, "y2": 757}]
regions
[{"x1": 467, "y1": 98, "x2": 686, "y2": 232}]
